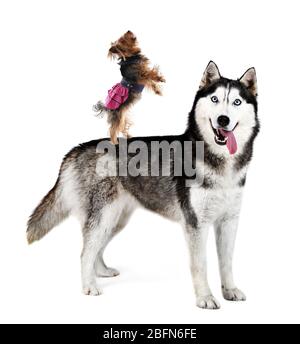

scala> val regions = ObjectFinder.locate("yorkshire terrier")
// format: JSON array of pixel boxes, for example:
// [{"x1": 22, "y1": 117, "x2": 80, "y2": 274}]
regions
[{"x1": 93, "y1": 31, "x2": 165, "y2": 144}]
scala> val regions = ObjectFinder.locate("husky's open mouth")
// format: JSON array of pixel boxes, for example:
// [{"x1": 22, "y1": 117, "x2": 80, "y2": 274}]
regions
[
  {"x1": 209, "y1": 119, "x2": 239, "y2": 154},
  {"x1": 212, "y1": 127, "x2": 227, "y2": 145}
]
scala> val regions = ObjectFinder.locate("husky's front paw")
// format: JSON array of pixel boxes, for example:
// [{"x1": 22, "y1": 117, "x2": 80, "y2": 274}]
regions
[
  {"x1": 197, "y1": 295, "x2": 221, "y2": 310},
  {"x1": 222, "y1": 287, "x2": 246, "y2": 301},
  {"x1": 96, "y1": 267, "x2": 120, "y2": 278},
  {"x1": 82, "y1": 283, "x2": 102, "y2": 296}
]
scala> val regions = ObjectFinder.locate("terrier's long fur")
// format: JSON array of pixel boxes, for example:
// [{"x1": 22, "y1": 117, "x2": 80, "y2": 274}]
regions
[
  {"x1": 93, "y1": 31, "x2": 165, "y2": 144},
  {"x1": 28, "y1": 61, "x2": 259, "y2": 309}
]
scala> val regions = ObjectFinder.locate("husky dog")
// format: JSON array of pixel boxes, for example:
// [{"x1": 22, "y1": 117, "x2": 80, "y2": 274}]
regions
[{"x1": 27, "y1": 61, "x2": 259, "y2": 309}]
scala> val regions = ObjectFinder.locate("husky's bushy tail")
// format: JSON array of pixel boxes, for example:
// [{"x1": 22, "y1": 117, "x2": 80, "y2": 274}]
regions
[{"x1": 27, "y1": 179, "x2": 68, "y2": 244}]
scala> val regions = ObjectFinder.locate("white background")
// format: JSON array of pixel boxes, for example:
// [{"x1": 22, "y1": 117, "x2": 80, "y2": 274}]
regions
[{"x1": 0, "y1": 0, "x2": 300, "y2": 324}]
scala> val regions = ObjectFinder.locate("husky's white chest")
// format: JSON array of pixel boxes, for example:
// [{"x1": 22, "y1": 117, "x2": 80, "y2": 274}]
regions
[{"x1": 189, "y1": 162, "x2": 245, "y2": 224}]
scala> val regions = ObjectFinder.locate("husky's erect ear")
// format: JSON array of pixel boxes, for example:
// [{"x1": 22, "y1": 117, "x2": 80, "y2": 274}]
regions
[
  {"x1": 239, "y1": 67, "x2": 257, "y2": 96},
  {"x1": 200, "y1": 61, "x2": 221, "y2": 88}
]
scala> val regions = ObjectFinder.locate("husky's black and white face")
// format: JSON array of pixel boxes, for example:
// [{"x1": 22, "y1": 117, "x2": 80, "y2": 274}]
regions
[{"x1": 192, "y1": 61, "x2": 259, "y2": 156}]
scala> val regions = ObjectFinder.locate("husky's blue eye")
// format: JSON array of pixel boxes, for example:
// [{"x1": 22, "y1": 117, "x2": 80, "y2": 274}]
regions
[
  {"x1": 211, "y1": 96, "x2": 219, "y2": 103},
  {"x1": 233, "y1": 99, "x2": 242, "y2": 106}
]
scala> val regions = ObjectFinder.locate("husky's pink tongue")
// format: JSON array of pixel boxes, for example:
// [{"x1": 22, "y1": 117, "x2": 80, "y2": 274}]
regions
[{"x1": 219, "y1": 129, "x2": 237, "y2": 155}]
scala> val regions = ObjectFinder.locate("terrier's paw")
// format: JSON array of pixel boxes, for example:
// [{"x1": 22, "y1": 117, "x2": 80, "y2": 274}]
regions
[
  {"x1": 154, "y1": 88, "x2": 163, "y2": 96},
  {"x1": 96, "y1": 267, "x2": 120, "y2": 278},
  {"x1": 222, "y1": 287, "x2": 246, "y2": 301},
  {"x1": 157, "y1": 75, "x2": 166, "y2": 83},
  {"x1": 197, "y1": 295, "x2": 221, "y2": 310},
  {"x1": 82, "y1": 283, "x2": 102, "y2": 296},
  {"x1": 151, "y1": 66, "x2": 165, "y2": 83}
]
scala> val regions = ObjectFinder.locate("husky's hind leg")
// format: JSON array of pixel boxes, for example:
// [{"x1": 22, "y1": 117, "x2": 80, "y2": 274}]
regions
[
  {"x1": 81, "y1": 222, "x2": 107, "y2": 296},
  {"x1": 94, "y1": 207, "x2": 134, "y2": 278},
  {"x1": 81, "y1": 201, "x2": 123, "y2": 295}
]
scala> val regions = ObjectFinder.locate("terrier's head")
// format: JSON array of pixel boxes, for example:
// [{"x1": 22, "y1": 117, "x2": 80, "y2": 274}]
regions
[{"x1": 108, "y1": 31, "x2": 141, "y2": 60}]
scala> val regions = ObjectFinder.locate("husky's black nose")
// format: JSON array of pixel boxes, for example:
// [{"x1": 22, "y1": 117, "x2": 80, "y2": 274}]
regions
[{"x1": 217, "y1": 115, "x2": 230, "y2": 128}]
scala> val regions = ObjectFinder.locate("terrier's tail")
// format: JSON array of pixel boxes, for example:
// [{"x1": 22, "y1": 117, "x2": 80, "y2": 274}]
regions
[
  {"x1": 93, "y1": 100, "x2": 127, "y2": 144},
  {"x1": 93, "y1": 100, "x2": 108, "y2": 116},
  {"x1": 27, "y1": 180, "x2": 68, "y2": 244}
]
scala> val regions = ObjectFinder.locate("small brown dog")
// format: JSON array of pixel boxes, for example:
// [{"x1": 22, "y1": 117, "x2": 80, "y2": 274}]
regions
[{"x1": 93, "y1": 31, "x2": 165, "y2": 144}]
